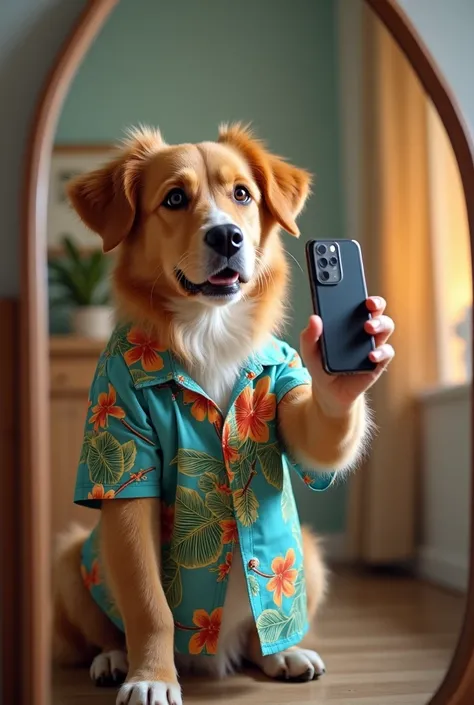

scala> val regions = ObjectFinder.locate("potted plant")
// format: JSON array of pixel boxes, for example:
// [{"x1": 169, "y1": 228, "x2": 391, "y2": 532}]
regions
[{"x1": 48, "y1": 235, "x2": 114, "y2": 340}]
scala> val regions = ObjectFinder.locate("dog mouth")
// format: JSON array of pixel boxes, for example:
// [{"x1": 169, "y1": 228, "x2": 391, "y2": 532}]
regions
[{"x1": 175, "y1": 267, "x2": 243, "y2": 297}]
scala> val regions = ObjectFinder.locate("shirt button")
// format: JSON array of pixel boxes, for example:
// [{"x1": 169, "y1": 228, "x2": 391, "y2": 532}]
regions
[{"x1": 247, "y1": 558, "x2": 259, "y2": 570}]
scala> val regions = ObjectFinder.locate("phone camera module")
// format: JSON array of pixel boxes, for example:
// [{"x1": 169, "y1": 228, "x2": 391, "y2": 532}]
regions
[
  {"x1": 318, "y1": 257, "x2": 328, "y2": 268},
  {"x1": 329, "y1": 256, "x2": 338, "y2": 267},
  {"x1": 316, "y1": 243, "x2": 327, "y2": 256}
]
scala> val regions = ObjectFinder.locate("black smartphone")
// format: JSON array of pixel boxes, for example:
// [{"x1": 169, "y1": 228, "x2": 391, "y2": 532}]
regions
[{"x1": 305, "y1": 239, "x2": 376, "y2": 375}]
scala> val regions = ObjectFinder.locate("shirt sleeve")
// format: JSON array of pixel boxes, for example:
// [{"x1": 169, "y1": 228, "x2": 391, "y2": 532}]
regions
[
  {"x1": 275, "y1": 344, "x2": 336, "y2": 493},
  {"x1": 74, "y1": 351, "x2": 162, "y2": 508}
]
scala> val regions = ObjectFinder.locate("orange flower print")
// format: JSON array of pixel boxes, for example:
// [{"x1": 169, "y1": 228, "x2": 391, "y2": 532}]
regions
[
  {"x1": 212, "y1": 552, "x2": 233, "y2": 582},
  {"x1": 88, "y1": 484, "x2": 116, "y2": 500},
  {"x1": 189, "y1": 607, "x2": 222, "y2": 655},
  {"x1": 234, "y1": 376, "x2": 276, "y2": 443},
  {"x1": 289, "y1": 352, "x2": 302, "y2": 368},
  {"x1": 221, "y1": 423, "x2": 239, "y2": 465},
  {"x1": 266, "y1": 549, "x2": 298, "y2": 607},
  {"x1": 161, "y1": 503, "x2": 175, "y2": 544},
  {"x1": 183, "y1": 390, "x2": 219, "y2": 424},
  {"x1": 216, "y1": 482, "x2": 232, "y2": 496},
  {"x1": 220, "y1": 519, "x2": 239, "y2": 544},
  {"x1": 89, "y1": 384, "x2": 125, "y2": 431},
  {"x1": 81, "y1": 559, "x2": 100, "y2": 590},
  {"x1": 303, "y1": 474, "x2": 313, "y2": 486},
  {"x1": 124, "y1": 327, "x2": 165, "y2": 372},
  {"x1": 214, "y1": 415, "x2": 223, "y2": 434}
]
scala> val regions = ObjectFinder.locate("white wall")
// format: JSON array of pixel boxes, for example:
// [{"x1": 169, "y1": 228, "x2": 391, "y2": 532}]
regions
[
  {"x1": 417, "y1": 385, "x2": 471, "y2": 592},
  {"x1": 398, "y1": 0, "x2": 474, "y2": 139}
]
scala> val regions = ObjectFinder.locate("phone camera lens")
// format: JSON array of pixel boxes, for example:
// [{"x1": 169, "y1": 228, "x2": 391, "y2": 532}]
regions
[
  {"x1": 320, "y1": 270, "x2": 330, "y2": 281},
  {"x1": 318, "y1": 257, "x2": 328, "y2": 268},
  {"x1": 329, "y1": 256, "x2": 338, "y2": 267},
  {"x1": 316, "y1": 244, "x2": 327, "y2": 256}
]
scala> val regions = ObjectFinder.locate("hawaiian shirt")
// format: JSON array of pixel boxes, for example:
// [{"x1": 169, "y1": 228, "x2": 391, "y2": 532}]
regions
[{"x1": 75, "y1": 324, "x2": 335, "y2": 657}]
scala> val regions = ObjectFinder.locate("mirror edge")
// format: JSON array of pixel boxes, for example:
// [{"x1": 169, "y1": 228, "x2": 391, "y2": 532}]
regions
[
  {"x1": 366, "y1": 2, "x2": 474, "y2": 703},
  {"x1": 17, "y1": 3, "x2": 119, "y2": 705}
]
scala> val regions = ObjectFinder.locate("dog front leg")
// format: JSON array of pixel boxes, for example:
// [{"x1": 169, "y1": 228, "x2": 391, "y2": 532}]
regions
[
  {"x1": 278, "y1": 385, "x2": 368, "y2": 470},
  {"x1": 101, "y1": 498, "x2": 181, "y2": 705}
]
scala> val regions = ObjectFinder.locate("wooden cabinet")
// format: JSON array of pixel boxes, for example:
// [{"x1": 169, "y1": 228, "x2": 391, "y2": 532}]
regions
[{"x1": 50, "y1": 337, "x2": 105, "y2": 543}]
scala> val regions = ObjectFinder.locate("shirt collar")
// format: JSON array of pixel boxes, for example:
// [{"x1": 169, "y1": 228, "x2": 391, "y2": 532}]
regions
[{"x1": 125, "y1": 333, "x2": 286, "y2": 391}]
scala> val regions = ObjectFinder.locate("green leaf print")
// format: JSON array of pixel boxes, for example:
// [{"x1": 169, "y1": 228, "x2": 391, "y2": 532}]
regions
[
  {"x1": 205, "y1": 489, "x2": 233, "y2": 521},
  {"x1": 80, "y1": 431, "x2": 95, "y2": 464},
  {"x1": 291, "y1": 524, "x2": 303, "y2": 556},
  {"x1": 248, "y1": 574, "x2": 260, "y2": 596},
  {"x1": 130, "y1": 368, "x2": 156, "y2": 385},
  {"x1": 198, "y1": 471, "x2": 226, "y2": 493},
  {"x1": 162, "y1": 555, "x2": 183, "y2": 609},
  {"x1": 256, "y1": 609, "x2": 290, "y2": 644},
  {"x1": 107, "y1": 327, "x2": 130, "y2": 357},
  {"x1": 88, "y1": 431, "x2": 125, "y2": 485},
  {"x1": 171, "y1": 487, "x2": 223, "y2": 568},
  {"x1": 239, "y1": 437, "x2": 258, "y2": 461},
  {"x1": 238, "y1": 456, "x2": 256, "y2": 487},
  {"x1": 287, "y1": 572, "x2": 307, "y2": 635},
  {"x1": 258, "y1": 443, "x2": 283, "y2": 490},
  {"x1": 225, "y1": 409, "x2": 238, "y2": 435},
  {"x1": 96, "y1": 354, "x2": 108, "y2": 378},
  {"x1": 233, "y1": 487, "x2": 259, "y2": 527},
  {"x1": 122, "y1": 440, "x2": 137, "y2": 473},
  {"x1": 171, "y1": 449, "x2": 224, "y2": 477},
  {"x1": 281, "y1": 475, "x2": 297, "y2": 523}
]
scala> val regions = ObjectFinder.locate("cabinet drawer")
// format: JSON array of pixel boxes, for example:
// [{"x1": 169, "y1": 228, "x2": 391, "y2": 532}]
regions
[{"x1": 50, "y1": 359, "x2": 97, "y2": 393}]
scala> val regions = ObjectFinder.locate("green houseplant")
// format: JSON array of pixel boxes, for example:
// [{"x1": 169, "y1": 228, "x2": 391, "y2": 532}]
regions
[{"x1": 48, "y1": 235, "x2": 114, "y2": 339}]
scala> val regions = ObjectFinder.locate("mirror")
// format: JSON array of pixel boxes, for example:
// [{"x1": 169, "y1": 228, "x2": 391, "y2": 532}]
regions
[{"x1": 34, "y1": 1, "x2": 473, "y2": 704}]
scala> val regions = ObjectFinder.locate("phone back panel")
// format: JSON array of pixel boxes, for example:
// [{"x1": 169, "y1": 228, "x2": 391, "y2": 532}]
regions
[{"x1": 306, "y1": 239, "x2": 376, "y2": 374}]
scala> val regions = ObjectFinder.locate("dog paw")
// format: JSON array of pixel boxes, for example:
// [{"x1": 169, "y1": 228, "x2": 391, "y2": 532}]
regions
[
  {"x1": 260, "y1": 648, "x2": 326, "y2": 682},
  {"x1": 117, "y1": 681, "x2": 182, "y2": 705},
  {"x1": 90, "y1": 650, "x2": 128, "y2": 687}
]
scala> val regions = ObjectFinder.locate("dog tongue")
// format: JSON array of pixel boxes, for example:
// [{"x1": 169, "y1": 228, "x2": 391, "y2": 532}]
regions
[{"x1": 208, "y1": 272, "x2": 239, "y2": 286}]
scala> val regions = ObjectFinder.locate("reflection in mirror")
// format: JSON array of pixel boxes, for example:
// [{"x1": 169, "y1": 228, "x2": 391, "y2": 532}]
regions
[{"x1": 47, "y1": 1, "x2": 470, "y2": 703}]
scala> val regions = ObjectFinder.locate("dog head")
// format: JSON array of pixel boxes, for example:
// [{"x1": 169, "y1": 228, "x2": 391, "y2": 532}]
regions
[{"x1": 68, "y1": 125, "x2": 311, "y2": 305}]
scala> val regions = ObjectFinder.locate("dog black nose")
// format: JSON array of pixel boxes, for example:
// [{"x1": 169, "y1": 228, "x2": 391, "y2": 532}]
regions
[{"x1": 205, "y1": 224, "x2": 244, "y2": 258}]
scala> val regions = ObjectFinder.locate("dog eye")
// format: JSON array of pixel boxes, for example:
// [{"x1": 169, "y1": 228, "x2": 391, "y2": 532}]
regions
[
  {"x1": 163, "y1": 188, "x2": 188, "y2": 210},
  {"x1": 233, "y1": 185, "x2": 252, "y2": 204}
]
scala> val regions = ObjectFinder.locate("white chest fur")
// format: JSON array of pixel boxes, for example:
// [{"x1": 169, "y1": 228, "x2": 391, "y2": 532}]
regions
[{"x1": 170, "y1": 298, "x2": 257, "y2": 413}]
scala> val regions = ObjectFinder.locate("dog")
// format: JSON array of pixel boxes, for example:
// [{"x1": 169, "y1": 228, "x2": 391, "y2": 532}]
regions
[{"x1": 52, "y1": 125, "x2": 378, "y2": 705}]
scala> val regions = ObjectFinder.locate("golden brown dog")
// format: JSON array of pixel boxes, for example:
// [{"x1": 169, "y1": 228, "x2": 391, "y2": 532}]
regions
[{"x1": 53, "y1": 125, "x2": 372, "y2": 705}]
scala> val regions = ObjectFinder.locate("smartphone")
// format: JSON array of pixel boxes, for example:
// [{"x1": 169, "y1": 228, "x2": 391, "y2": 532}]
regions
[{"x1": 305, "y1": 239, "x2": 376, "y2": 375}]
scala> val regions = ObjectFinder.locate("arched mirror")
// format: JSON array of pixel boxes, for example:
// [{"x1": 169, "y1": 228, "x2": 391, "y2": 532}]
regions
[{"x1": 10, "y1": 1, "x2": 474, "y2": 704}]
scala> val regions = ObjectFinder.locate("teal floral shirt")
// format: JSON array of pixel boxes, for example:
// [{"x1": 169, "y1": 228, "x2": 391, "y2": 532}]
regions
[{"x1": 75, "y1": 325, "x2": 335, "y2": 657}]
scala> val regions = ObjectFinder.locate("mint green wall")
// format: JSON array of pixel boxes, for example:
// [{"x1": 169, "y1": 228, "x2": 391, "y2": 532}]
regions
[{"x1": 56, "y1": 0, "x2": 347, "y2": 534}]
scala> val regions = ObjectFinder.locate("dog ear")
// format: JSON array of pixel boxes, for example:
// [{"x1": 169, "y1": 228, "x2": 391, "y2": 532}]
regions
[
  {"x1": 218, "y1": 123, "x2": 312, "y2": 236},
  {"x1": 67, "y1": 126, "x2": 164, "y2": 253}
]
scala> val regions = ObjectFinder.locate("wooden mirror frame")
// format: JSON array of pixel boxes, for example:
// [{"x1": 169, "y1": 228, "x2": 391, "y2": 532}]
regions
[{"x1": 9, "y1": 0, "x2": 473, "y2": 703}]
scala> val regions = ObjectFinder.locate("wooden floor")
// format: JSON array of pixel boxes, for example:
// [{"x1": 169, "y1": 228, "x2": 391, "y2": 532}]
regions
[{"x1": 52, "y1": 569, "x2": 464, "y2": 705}]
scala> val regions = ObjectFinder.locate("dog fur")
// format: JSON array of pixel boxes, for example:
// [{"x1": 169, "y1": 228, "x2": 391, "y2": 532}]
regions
[{"x1": 53, "y1": 125, "x2": 367, "y2": 705}]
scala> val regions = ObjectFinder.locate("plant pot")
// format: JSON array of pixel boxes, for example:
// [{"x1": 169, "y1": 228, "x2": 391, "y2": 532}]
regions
[{"x1": 71, "y1": 306, "x2": 115, "y2": 340}]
